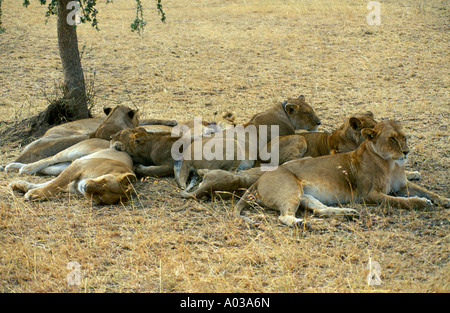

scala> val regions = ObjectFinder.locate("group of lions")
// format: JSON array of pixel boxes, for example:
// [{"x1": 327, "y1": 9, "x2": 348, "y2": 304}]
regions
[{"x1": 3, "y1": 96, "x2": 449, "y2": 227}]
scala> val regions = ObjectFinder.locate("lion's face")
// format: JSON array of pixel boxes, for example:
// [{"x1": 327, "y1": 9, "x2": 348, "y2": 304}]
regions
[
  {"x1": 362, "y1": 121, "x2": 410, "y2": 163},
  {"x1": 110, "y1": 127, "x2": 150, "y2": 164},
  {"x1": 82, "y1": 173, "x2": 136, "y2": 204},
  {"x1": 284, "y1": 96, "x2": 321, "y2": 131},
  {"x1": 346, "y1": 111, "x2": 378, "y2": 146},
  {"x1": 110, "y1": 127, "x2": 147, "y2": 152},
  {"x1": 93, "y1": 106, "x2": 140, "y2": 140}
]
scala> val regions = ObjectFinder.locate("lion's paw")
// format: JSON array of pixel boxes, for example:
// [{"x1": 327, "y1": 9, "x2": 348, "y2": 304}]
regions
[
  {"x1": 410, "y1": 197, "x2": 433, "y2": 210},
  {"x1": 19, "y1": 164, "x2": 38, "y2": 175},
  {"x1": 4, "y1": 162, "x2": 25, "y2": 173},
  {"x1": 133, "y1": 164, "x2": 147, "y2": 175},
  {"x1": 24, "y1": 190, "x2": 47, "y2": 202},
  {"x1": 10, "y1": 180, "x2": 30, "y2": 193},
  {"x1": 342, "y1": 208, "x2": 360, "y2": 220},
  {"x1": 278, "y1": 215, "x2": 310, "y2": 229},
  {"x1": 406, "y1": 171, "x2": 421, "y2": 181}
]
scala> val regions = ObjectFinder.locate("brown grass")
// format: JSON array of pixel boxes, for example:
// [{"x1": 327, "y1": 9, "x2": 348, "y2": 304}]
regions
[{"x1": 0, "y1": 0, "x2": 449, "y2": 292}]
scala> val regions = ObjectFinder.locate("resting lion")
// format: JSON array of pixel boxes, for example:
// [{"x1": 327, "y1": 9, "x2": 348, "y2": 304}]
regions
[
  {"x1": 110, "y1": 127, "x2": 182, "y2": 178},
  {"x1": 3, "y1": 105, "x2": 178, "y2": 172},
  {"x1": 15, "y1": 138, "x2": 111, "y2": 176},
  {"x1": 258, "y1": 111, "x2": 377, "y2": 166},
  {"x1": 243, "y1": 95, "x2": 321, "y2": 143},
  {"x1": 4, "y1": 105, "x2": 139, "y2": 173},
  {"x1": 174, "y1": 135, "x2": 252, "y2": 190},
  {"x1": 181, "y1": 111, "x2": 377, "y2": 199},
  {"x1": 234, "y1": 120, "x2": 450, "y2": 227},
  {"x1": 10, "y1": 148, "x2": 136, "y2": 205},
  {"x1": 174, "y1": 95, "x2": 321, "y2": 189},
  {"x1": 109, "y1": 112, "x2": 238, "y2": 179}
]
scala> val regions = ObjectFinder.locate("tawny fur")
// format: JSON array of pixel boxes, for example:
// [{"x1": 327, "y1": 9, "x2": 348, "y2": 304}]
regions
[{"x1": 235, "y1": 120, "x2": 449, "y2": 227}]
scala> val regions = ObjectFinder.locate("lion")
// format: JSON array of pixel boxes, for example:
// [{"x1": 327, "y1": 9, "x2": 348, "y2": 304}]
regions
[
  {"x1": 4, "y1": 106, "x2": 139, "y2": 173},
  {"x1": 234, "y1": 120, "x2": 449, "y2": 227},
  {"x1": 174, "y1": 95, "x2": 321, "y2": 189},
  {"x1": 181, "y1": 112, "x2": 377, "y2": 199},
  {"x1": 10, "y1": 148, "x2": 136, "y2": 205},
  {"x1": 141, "y1": 111, "x2": 236, "y2": 135},
  {"x1": 109, "y1": 112, "x2": 238, "y2": 179},
  {"x1": 174, "y1": 135, "x2": 252, "y2": 190},
  {"x1": 15, "y1": 138, "x2": 111, "y2": 176},
  {"x1": 110, "y1": 127, "x2": 182, "y2": 178},
  {"x1": 257, "y1": 111, "x2": 378, "y2": 166},
  {"x1": 244, "y1": 95, "x2": 321, "y2": 139}
]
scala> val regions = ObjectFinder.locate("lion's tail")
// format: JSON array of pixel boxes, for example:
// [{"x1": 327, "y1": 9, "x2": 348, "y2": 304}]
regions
[
  {"x1": 174, "y1": 159, "x2": 184, "y2": 188},
  {"x1": 185, "y1": 168, "x2": 200, "y2": 192},
  {"x1": 174, "y1": 159, "x2": 199, "y2": 191},
  {"x1": 234, "y1": 184, "x2": 259, "y2": 225}
]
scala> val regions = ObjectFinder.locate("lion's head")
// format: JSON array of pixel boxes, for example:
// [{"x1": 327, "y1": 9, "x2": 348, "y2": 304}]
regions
[
  {"x1": 110, "y1": 127, "x2": 169, "y2": 165},
  {"x1": 82, "y1": 173, "x2": 136, "y2": 204},
  {"x1": 362, "y1": 120, "x2": 410, "y2": 164},
  {"x1": 334, "y1": 111, "x2": 378, "y2": 151},
  {"x1": 91, "y1": 105, "x2": 139, "y2": 140},
  {"x1": 110, "y1": 127, "x2": 148, "y2": 151},
  {"x1": 283, "y1": 95, "x2": 321, "y2": 131}
]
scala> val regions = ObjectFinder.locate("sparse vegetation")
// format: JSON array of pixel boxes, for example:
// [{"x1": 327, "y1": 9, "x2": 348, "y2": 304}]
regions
[{"x1": 0, "y1": 0, "x2": 448, "y2": 292}]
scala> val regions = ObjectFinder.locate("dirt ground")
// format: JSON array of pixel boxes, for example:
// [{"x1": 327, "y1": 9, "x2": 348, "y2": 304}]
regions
[{"x1": 0, "y1": 0, "x2": 448, "y2": 293}]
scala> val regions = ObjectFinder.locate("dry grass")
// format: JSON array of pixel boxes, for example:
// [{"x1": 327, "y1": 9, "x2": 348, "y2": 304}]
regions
[{"x1": 0, "y1": 0, "x2": 449, "y2": 293}]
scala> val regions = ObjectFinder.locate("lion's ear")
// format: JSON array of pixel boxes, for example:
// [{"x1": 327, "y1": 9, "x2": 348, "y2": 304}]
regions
[
  {"x1": 127, "y1": 109, "x2": 139, "y2": 119},
  {"x1": 361, "y1": 128, "x2": 378, "y2": 141},
  {"x1": 284, "y1": 103, "x2": 298, "y2": 115},
  {"x1": 103, "y1": 107, "x2": 113, "y2": 116},
  {"x1": 349, "y1": 117, "x2": 363, "y2": 131},
  {"x1": 120, "y1": 173, "x2": 137, "y2": 187}
]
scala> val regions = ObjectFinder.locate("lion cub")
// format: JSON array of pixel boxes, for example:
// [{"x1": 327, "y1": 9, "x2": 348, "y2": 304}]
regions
[
  {"x1": 235, "y1": 120, "x2": 449, "y2": 227},
  {"x1": 110, "y1": 127, "x2": 182, "y2": 178}
]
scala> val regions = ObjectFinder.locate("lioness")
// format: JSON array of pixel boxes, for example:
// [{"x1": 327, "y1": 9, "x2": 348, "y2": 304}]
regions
[
  {"x1": 109, "y1": 112, "x2": 238, "y2": 179},
  {"x1": 244, "y1": 95, "x2": 321, "y2": 143},
  {"x1": 174, "y1": 95, "x2": 321, "y2": 189},
  {"x1": 258, "y1": 111, "x2": 377, "y2": 166},
  {"x1": 234, "y1": 120, "x2": 450, "y2": 227},
  {"x1": 4, "y1": 106, "x2": 139, "y2": 172},
  {"x1": 174, "y1": 135, "x2": 252, "y2": 189},
  {"x1": 110, "y1": 127, "x2": 182, "y2": 177},
  {"x1": 10, "y1": 148, "x2": 136, "y2": 205},
  {"x1": 17, "y1": 138, "x2": 111, "y2": 176},
  {"x1": 140, "y1": 111, "x2": 236, "y2": 135},
  {"x1": 181, "y1": 112, "x2": 377, "y2": 199}
]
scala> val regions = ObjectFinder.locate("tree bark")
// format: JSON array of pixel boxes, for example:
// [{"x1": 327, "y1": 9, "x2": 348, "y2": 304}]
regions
[{"x1": 57, "y1": 0, "x2": 89, "y2": 119}]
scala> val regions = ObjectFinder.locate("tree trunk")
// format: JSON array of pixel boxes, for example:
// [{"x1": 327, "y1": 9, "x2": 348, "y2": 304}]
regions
[
  {"x1": 2, "y1": 0, "x2": 91, "y2": 142},
  {"x1": 57, "y1": 0, "x2": 89, "y2": 119}
]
